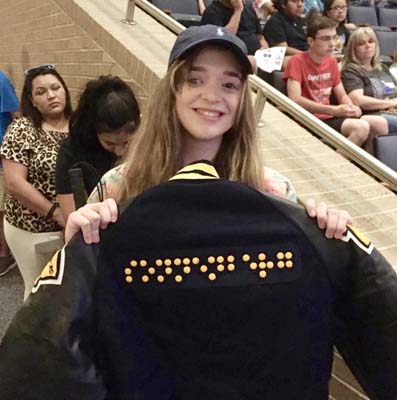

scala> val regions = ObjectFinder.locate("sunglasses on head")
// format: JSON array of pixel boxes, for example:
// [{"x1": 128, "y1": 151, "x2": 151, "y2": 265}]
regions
[{"x1": 24, "y1": 64, "x2": 56, "y2": 76}]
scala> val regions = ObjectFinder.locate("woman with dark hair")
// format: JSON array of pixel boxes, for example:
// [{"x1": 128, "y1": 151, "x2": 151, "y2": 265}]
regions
[
  {"x1": 0, "y1": 64, "x2": 71, "y2": 300},
  {"x1": 55, "y1": 75, "x2": 140, "y2": 221},
  {"x1": 323, "y1": 0, "x2": 356, "y2": 59}
]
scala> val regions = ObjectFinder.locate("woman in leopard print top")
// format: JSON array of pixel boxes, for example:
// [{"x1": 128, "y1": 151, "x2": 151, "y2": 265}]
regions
[{"x1": 0, "y1": 65, "x2": 72, "y2": 300}]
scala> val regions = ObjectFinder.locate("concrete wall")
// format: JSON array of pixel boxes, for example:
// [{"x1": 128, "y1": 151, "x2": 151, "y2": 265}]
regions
[{"x1": 0, "y1": 0, "x2": 162, "y2": 107}]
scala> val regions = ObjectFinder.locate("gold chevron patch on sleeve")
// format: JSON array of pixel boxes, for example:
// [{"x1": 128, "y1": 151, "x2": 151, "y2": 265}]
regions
[
  {"x1": 31, "y1": 246, "x2": 66, "y2": 294},
  {"x1": 341, "y1": 225, "x2": 374, "y2": 255},
  {"x1": 169, "y1": 161, "x2": 219, "y2": 181}
]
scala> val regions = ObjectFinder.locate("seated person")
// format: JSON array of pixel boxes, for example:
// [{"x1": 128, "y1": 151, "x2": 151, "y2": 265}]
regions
[
  {"x1": 55, "y1": 75, "x2": 141, "y2": 221},
  {"x1": 263, "y1": 0, "x2": 308, "y2": 56},
  {"x1": 341, "y1": 27, "x2": 397, "y2": 134},
  {"x1": 323, "y1": 0, "x2": 357, "y2": 60},
  {"x1": 284, "y1": 16, "x2": 388, "y2": 153},
  {"x1": 200, "y1": 0, "x2": 268, "y2": 55}
]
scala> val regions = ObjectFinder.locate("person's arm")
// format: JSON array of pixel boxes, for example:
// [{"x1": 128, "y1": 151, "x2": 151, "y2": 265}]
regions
[
  {"x1": 197, "y1": 0, "x2": 206, "y2": 14},
  {"x1": 332, "y1": 82, "x2": 362, "y2": 117},
  {"x1": 2, "y1": 159, "x2": 64, "y2": 227},
  {"x1": 263, "y1": 167, "x2": 352, "y2": 239},
  {"x1": 225, "y1": 0, "x2": 244, "y2": 34},
  {"x1": 287, "y1": 78, "x2": 359, "y2": 118},
  {"x1": 258, "y1": 34, "x2": 269, "y2": 49},
  {"x1": 271, "y1": 41, "x2": 303, "y2": 56},
  {"x1": 348, "y1": 88, "x2": 397, "y2": 111},
  {"x1": 57, "y1": 193, "x2": 76, "y2": 223}
]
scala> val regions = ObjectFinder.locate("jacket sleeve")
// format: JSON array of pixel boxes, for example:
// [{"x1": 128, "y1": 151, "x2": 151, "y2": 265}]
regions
[
  {"x1": 333, "y1": 244, "x2": 397, "y2": 400},
  {"x1": 0, "y1": 234, "x2": 107, "y2": 400},
  {"x1": 268, "y1": 195, "x2": 397, "y2": 400}
]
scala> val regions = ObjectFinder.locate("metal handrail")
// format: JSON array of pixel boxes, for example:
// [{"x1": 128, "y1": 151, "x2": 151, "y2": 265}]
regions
[
  {"x1": 134, "y1": 0, "x2": 397, "y2": 190},
  {"x1": 249, "y1": 75, "x2": 397, "y2": 190}
]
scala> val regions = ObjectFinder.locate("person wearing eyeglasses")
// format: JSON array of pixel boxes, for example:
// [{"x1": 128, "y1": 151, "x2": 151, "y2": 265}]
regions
[
  {"x1": 55, "y1": 75, "x2": 141, "y2": 223},
  {"x1": 0, "y1": 64, "x2": 72, "y2": 300},
  {"x1": 323, "y1": 0, "x2": 356, "y2": 60},
  {"x1": 284, "y1": 16, "x2": 388, "y2": 153}
]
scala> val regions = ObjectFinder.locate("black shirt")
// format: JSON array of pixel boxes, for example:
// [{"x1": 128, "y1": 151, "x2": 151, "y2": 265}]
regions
[
  {"x1": 55, "y1": 136, "x2": 116, "y2": 196},
  {"x1": 200, "y1": 0, "x2": 262, "y2": 55},
  {"x1": 263, "y1": 11, "x2": 308, "y2": 51}
]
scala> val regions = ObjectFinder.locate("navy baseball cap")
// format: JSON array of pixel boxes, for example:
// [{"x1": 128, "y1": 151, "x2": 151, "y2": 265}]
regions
[{"x1": 168, "y1": 25, "x2": 253, "y2": 75}]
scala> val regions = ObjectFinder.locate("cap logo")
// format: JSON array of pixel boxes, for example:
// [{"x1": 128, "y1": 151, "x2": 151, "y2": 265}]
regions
[{"x1": 216, "y1": 28, "x2": 224, "y2": 37}]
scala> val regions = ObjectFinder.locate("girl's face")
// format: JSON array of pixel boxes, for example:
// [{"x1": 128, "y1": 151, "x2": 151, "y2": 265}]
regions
[
  {"x1": 326, "y1": 0, "x2": 348, "y2": 23},
  {"x1": 31, "y1": 74, "x2": 66, "y2": 119},
  {"x1": 354, "y1": 34, "x2": 376, "y2": 64},
  {"x1": 175, "y1": 46, "x2": 243, "y2": 159},
  {"x1": 98, "y1": 130, "x2": 133, "y2": 157}
]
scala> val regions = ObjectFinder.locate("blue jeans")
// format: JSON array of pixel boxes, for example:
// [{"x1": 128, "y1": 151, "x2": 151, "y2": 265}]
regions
[{"x1": 380, "y1": 113, "x2": 397, "y2": 134}]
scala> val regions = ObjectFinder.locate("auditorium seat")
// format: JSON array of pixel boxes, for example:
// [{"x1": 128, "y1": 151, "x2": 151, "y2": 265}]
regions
[
  {"x1": 378, "y1": 7, "x2": 397, "y2": 27},
  {"x1": 374, "y1": 134, "x2": 397, "y2": 171},
  {"x1": 151, "y1": 0, "x2": 202, "y2": 26},
  {"x1": 348, "y1": 6, "x2": 379, "y2": 26}
]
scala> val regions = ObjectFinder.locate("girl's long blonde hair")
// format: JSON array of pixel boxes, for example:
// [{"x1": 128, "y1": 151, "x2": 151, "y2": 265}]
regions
[
  {"x1": 342, "y1": 27, "x2": 382, "y2": 71},
  {"x1": 117, "y1": 46, "x2": 264, "y2": 202}
]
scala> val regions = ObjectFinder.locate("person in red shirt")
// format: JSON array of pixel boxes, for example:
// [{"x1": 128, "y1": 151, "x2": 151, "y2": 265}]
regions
[{"x1": 284, "y1": 16, "x2": 388, "y2": 153}]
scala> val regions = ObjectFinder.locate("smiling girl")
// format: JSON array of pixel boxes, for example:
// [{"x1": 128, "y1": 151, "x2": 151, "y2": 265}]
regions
[{"x1": 65, "y1": 25, "x2": 352, "y2": 245}]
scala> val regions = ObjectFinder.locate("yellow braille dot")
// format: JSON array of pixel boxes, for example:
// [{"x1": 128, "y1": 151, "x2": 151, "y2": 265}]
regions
[
  {"x1": 277, "y1": 261, "x2": 285, "y2": 269},
  {"x1": 130, "y1": 260, "x2": 138, "y2": 267},
  {"x1": 286, "y1": 260, "x2": 293, "y2": 268},
  {"x1": 200, "y1": 265, "x2": 208, "y2": 273},
  {"x1": 183, "y1": 258, "x2": 190, "y2": 265},
  {"x1": 217, "y1": 264, "x2": 225, "y2": 272},
  {"x1": 258, "y1": 253, "x2": 266, "y2": 261},
  {"x1": 175, "y1": 275, "x2": 183, "y2": 283},
  {"x1": 217, "y1": 256, "x2": 224, "y2": 263},
  {"x1": 242, "y1": 254, "x2": 250, "y2": 262},
  {"x1": 142, "y1": 275, "x2": 149, "y2": 283},
  {"x1": 155, "y1": 259, "x2": 163, "y2": 267},
  {"x1": 208, "y1": 256, "x2": 215, "y2": 264},
  {"x1": 276, "y1": 252, "x2": 284, "y2": 260},
  {"x1": 259, "y1": 262, "x2": 266, "y2": 269},
  {"x1": 157, "y1": 275, "x2": 164, "y2": 283},
  {"x1": 227, "y1": 263, "x2": 235, "y2": 272},
  {"x1": 125, "y1": 276, "x2": 133, "y2": 283},
  {"x1": 250, "y1": 262, "x2": 258, "y2": 270},
  {"x1": 165, "y1": 267, "x2": 173, "y2": 275},
  {"x1": 208, "y1": 273, "x2": 216, "y2": 281},
  {"x1": 227, "y1": 255, "x2": 235, "y2": 263},
  {"x1": 164, "y1": 259, "x2": 172, "y2": 267},
  {"x1": 148, "y1": 267, "x2": 156, "y2": 275},
  {"x1": 285, "y1": 252, "x2": 293, "y2": 260},
  {"x1": 259, "y1": 270, "x2": 267, "y2": 279},
  {"x1": 267, "y1": 261, "x2": 274, "y2": 269},
  {"x1": 174, "y1": 258, "x2": 182, "y2": 266},
  {"x1": 183, "y1": 266, "x2": 191, "y2": 274},
  {"x1": 192, "y1": 257, "x2": 200, "y2": 265},
  {"x1": 140, "y1": 260, "x2": 147, "y2": 267},
  {"x1": 124, "y1": 268, "x2": 132, "y2": 275}
]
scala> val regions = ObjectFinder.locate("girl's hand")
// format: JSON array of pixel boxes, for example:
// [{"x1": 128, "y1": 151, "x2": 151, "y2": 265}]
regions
[
  {"x1": 304, "y1": 199, "x2": 353, "y2": 239},
  {"x1": 64, "y1": 198, "x2": 118, "y2": 244}
]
